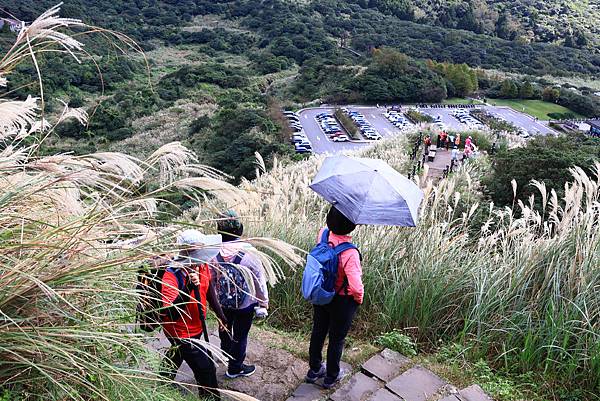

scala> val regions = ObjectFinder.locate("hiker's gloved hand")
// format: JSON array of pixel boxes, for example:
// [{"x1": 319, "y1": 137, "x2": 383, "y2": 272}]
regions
[{"x1": 254, "y1": 307, "x2": 268, "y2": 319}]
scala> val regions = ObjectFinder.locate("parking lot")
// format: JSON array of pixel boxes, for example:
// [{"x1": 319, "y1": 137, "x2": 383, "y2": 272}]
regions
[
  {"x1": 420, "y1": 107, "x2": 483, "y2": 132},
  {"x1": 294, "y1": 105, "x2": 556, "y2": 155},
  {"x1": 490, "y1": 107, "x2": 555, "y2": 135}
]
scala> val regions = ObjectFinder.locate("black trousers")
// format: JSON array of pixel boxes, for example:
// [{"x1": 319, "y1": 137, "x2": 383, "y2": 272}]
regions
[
  {"x1": 161, "y1": 334, "x2": 220, "y2": 400},
  {"x1": 219, "y1": 305, "x2": 255, "y2": 372},
  {"x1": 308, "y1": 295, "x2": 359, "y2": 380}
]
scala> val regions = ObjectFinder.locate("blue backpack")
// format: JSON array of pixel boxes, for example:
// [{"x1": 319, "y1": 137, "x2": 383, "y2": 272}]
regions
[
  {"x1": 301, "y1": 228, "x2": 357, "y2": 305},
  {"x1": 215, "y1": 253, "x2": 249, "y2": 310}
]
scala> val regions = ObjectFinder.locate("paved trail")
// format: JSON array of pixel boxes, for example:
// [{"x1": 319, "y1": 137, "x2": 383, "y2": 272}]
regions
[
  {"x1": 149, "y1": 330, "x2": 495, "y2": 401},
  {"x1": 148, "y1": 330, "x2": 307, "y2": 401},
  {"x1": 287, "y1": 348, "x2": 494, "y2": 401}
]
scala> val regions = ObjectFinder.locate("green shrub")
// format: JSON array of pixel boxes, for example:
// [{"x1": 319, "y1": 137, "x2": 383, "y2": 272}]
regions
[
  {"x1": 375, "y1": 330, "x2": 417, "y2": 357},
  {"x1": 473, "y1": 360, "x2": 525, "y2": 401},
  {"x1": 405, "y1": 110, "x2": 434, "y2": 123}
]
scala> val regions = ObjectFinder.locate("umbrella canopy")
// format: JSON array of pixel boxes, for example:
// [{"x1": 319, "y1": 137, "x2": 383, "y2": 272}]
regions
[{"x1": 310, "y1": 155, "x2": 424, "y2": 226}]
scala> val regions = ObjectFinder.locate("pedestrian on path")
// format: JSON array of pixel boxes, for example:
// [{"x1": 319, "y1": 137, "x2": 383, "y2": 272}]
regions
[
  {"x1": 451, "y1": 146, "x2": 459, "y2": 162},
  {"x1": 455, "y1": 133, "x2": 461, "y2": 148},
  {"x1": 160, "y1": 230, "x2": 228, "y2": 400},
  {"x1": 306, "y1": 206, "x2": 363, "y2": 389},
  {"x1": 465, "y1": 136, "x2": 472, "y2": 150},
  {"x1": 213, "y1": 210, "x2": 270, "y2": 379},
  {"x1": 447, "y1": 134, "x2": 454, "y2": 150},
  {"x1": 440, "y1": 131, "x2": 447, "y2": 149},
  {"x1": 424, "y1": 135, "x2": 432, "y2": 153},
  {"x1": 464, "y1": 145, "x2": 473, "y2": 159}
]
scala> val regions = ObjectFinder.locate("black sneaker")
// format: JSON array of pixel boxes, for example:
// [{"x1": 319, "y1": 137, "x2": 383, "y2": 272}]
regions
[
  {"x1": 226, "y1": 364, "x2": 256, "y2": 379},
  {"x1": 305, "y1": 364, "x2": 326, "y2": 383},
  {"x1": 321, "y1": 374, "x2": 341, "y2": 389}
]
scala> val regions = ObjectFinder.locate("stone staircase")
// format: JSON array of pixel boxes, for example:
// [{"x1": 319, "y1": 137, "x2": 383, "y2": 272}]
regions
[
  {"x1": 423, "y1": 147, "x2": 459, "y2": 181},
  {"x1": 286, "y1": 348, "x2": 493, "y2": 401}
]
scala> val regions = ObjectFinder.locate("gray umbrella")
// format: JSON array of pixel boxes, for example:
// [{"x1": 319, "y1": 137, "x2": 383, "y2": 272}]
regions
[{"x1": 310, "y1": 155, "x2": 424, "y2": 226}]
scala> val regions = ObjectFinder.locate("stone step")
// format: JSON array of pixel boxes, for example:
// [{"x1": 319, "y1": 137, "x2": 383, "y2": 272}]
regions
[
  {"x1": 386, "y1": 365, "x2": 448, "y2": 401},
  {"x1": 368, "y1": 388, "x2": 402, "y2": 401},
  {"x1": 459, "y1": 385, "x2": 494, "y2": 401},
  {"x1": 361, "y1": 348, "x2": 411, "y2": 382},
  {"x1": 286, "y1": 361, "x2": 352, "y2": 401},
  {"x1": 285, "y1": 383, "x2": 325, "y2": 401},
  {"x1": 329, "y1": 372, "x2": 382, "y2": 401}
]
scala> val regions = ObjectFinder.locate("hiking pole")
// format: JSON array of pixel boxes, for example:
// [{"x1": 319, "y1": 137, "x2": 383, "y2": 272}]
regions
[{"x1": 193, "y1": 284, "x2": 211, "y2": 345}]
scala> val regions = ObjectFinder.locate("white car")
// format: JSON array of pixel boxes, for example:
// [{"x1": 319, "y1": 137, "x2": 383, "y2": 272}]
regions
[
  {"x1": 365, "y1": 132, "x2": 382, "y2": 140},
  {"x1": 331, "y1": 135, "x2": 350, "y2": 142}
]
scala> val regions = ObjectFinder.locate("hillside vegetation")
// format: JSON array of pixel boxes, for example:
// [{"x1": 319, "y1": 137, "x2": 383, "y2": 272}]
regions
[
  {"x1": 239, "y1": 138, "x2": 600, "y2": 399},
  {"x1": 1, "y1": 4, "x2": 600, "y2": 400},
  {"x1": 1, "y1": 0, "x2": 599, "y2": 184},
  {"x1": 374, "y1": 0, "x2": 600, "y2": 46},
  {"x1": 0, "y1": 9, "x2": 299, "y2": 400}
]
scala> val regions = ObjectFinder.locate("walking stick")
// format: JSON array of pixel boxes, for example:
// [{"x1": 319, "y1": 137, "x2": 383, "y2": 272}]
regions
[{"x1": 193, "y1": 284, "x2": 211, "y2": 345}]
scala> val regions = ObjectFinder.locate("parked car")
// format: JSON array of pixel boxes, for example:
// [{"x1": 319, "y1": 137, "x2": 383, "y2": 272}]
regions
[{"x1": 295, "y1": 145, "x2": 312, "y2": 154}]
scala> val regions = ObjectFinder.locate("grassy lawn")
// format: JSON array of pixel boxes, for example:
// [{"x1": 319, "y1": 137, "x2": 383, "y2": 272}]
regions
[
  {"x1": 487, "y1": 99, "x2": 583, "y2": 120},
  {"x1": 443, "y1": 98, "x2": 484, "y2": 105}
]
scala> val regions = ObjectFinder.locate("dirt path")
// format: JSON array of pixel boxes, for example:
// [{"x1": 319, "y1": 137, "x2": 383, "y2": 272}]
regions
[{"x1": 148, "y1": 329, "x2": 308, "y2": 401}]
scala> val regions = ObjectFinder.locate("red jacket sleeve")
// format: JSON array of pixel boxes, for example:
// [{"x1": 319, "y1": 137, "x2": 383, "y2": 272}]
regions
[{"x1": 161, "y1": 271, "x2": 180, "y2": 307}]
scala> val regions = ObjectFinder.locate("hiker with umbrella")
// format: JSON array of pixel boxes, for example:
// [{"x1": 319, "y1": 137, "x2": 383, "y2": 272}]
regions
[
  {"x1": 160, "y1": 229, "x2": 228, "y2": 400},
  {"x1": 303, "y1": 155, "x2": 424, "y2": 389}
]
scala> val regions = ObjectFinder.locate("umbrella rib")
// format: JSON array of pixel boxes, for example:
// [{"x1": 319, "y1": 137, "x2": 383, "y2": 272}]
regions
[{"x1": 355, "y1": 171, "x2": 379, "y2": 224}]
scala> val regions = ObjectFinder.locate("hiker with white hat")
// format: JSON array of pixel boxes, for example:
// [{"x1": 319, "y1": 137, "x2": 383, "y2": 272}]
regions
[{"x1": 160, "y1": 229, "x2": 227, "y2": 400}]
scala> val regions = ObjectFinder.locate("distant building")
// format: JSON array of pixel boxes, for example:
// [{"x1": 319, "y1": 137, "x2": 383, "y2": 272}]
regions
[{"x1": 589, "y1": 121, "x2": 600, "y2": 137}]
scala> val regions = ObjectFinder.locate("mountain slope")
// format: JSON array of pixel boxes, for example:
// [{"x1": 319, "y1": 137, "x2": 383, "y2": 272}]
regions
[{"x1": 340, "y1": 0, "x2": 599, "y2": 46}]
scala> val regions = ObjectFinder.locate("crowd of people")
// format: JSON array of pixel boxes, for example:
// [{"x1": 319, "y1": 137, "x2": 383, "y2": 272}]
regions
[
  {"x1": 424, "y1": 131, "x2": 478, "y2": 163},
  {"x1": 154, "y1": 206, "x2": 363, "y2": 399}
]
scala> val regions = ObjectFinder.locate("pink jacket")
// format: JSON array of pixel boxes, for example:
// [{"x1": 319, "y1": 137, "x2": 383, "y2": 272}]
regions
[{"x1": 318, "y1": 228, "x2": 364, "y2": 304}]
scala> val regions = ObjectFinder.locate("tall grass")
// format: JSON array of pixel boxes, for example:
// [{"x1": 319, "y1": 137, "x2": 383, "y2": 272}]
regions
[
  {"x1": 240, "y1": 138, "x2": 600, "y2": 396},
  {"x1": 0, "y1": 7, "x2": 300, "y2": 400}
]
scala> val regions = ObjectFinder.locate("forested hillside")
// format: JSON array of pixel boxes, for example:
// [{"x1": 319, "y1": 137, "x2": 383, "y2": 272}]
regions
[
  {"x1": 366, "y1": 0, "x2": 599, "y2": 46},
  {"x1": 1, "y1": 0, "x2": 598, "y2": 181},
  {"x1": 6, "y1": 0, "x2": 597, "y2": 46}
]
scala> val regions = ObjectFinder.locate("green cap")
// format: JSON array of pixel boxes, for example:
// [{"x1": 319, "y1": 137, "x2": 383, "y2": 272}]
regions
[{"x1": 217, "y1": 209, "x2": 242, "y2": 234}]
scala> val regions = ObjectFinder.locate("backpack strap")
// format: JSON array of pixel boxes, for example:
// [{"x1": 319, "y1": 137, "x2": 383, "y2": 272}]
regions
[
  {"x1": 333, "y1": 242, "x2": 357, "y2": 255},
  {"x1": 333, "y1": 243, "x2": 361, "y2": 297},
  {"x1": 320, "y1": 228, "x2": 330, "y2": 244},
  {"x1": 232, "y1": 252, "x2": 244, "y2": 265},
  {"x1": 166, "y1": 266, "x2": 185, "y2": 291}
]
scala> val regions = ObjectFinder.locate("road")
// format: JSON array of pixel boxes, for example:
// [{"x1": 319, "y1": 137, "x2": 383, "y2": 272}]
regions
[{"x1": 297, "y1": 105, "x2": 556, "y2": 155}]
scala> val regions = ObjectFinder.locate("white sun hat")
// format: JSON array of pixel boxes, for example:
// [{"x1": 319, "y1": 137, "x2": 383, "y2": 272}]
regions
[{"x1": 176, "y1": 229, "x2": 222, "y2": 262}]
